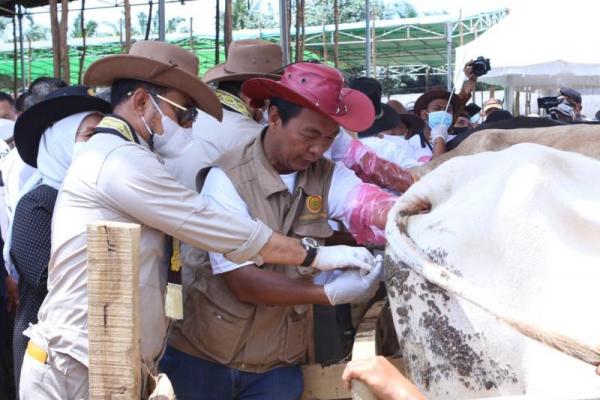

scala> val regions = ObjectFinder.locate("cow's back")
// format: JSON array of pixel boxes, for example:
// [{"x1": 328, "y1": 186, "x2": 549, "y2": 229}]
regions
[
  {"x1": 386, "y1": 144, "x2": 600, "y2": 399},
  {"x1": 412, "y1": 123, "x2": 600, "y2": 179}
]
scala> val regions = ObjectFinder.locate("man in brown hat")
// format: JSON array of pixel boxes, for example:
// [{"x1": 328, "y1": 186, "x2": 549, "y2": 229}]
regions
[
  {"x1": 159, "y1": 39, "x2": 282, "y2": 190},
  {"x1": 194, "y1": 39, "x2": 282, "y2": 164},
  {"x1": 409, "y1": 61, "x2": 478, "y2": 161},
  {"x1": 162, "y1": 62, "x2": 396, "y2": 400},
  {"x1": 19, "y1": 42, "x2": 376, "y2": 400}
]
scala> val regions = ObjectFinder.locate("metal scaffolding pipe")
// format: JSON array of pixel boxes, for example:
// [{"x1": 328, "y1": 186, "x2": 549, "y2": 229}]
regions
[
  {"x1": 445, "y1": 21, "x2": 452, "y2": 91},
  {"x1": 279, "y1": 0, "x2": 289, "y2": 65},
  {"x1": 158, "y1": 0, "x2": 165, "y2": 41},
  {"x1": 365, "y1": 0, "x2": 370, "y2": 77},
  {"x1": 17, "y1": 3, "x2": 25, "y2": 91}
]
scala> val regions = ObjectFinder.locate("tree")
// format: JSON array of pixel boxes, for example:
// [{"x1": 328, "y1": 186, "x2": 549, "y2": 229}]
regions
[
  {"x1": 166, "y1": 16, "x2": 184, "y2": 33},
  {"x1": 23, "y1": 15, "x2": 49, "y2": 41},
  {"x1": 72, "y1": 13, "x2": 98, "y2": 38},
  {"x1": 304, "y1": 0, "x2": 416, "y2": 26}
]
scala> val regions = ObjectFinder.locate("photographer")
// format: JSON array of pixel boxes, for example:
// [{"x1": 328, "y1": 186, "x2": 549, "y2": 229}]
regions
[
  {"x1": 409, "y1": 59, "x2": 485, "y2": 162},
  {"x1": 560, "y1": 87, "x2": 583, "y2": 120}
]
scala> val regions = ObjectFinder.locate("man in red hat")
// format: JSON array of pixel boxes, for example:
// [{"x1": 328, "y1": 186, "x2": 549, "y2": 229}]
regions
[{"x1": 161, "y1": 62, "x2": 399, "y2": 400}]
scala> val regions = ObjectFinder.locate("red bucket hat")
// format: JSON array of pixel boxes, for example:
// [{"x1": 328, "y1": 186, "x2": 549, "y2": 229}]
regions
[{"x1": 242, "y1": 62, "x2": 375, "y2": 132}]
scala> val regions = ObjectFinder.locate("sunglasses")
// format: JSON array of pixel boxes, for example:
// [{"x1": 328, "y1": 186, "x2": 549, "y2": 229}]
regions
[{"x1": 152, "y1": 93, "x2": 198, "y2": 126}]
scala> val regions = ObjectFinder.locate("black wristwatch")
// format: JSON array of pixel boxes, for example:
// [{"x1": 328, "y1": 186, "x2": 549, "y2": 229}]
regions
[{"x1": 300, "y1": 237, "x2": 319, "y2": 267}]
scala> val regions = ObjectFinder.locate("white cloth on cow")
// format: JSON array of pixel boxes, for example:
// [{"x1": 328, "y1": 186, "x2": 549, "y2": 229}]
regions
[{"x1": 385, "y1": 143, "x2": 600, "y2": 399}]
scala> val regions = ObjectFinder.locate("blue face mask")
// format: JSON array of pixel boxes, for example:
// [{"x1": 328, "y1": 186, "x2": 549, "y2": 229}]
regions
[{"x1": 427, "y1": 111, "x2": 453, "y2": 129}]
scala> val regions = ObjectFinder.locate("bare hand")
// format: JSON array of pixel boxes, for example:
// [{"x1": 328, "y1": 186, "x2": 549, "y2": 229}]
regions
[
  {"x1": 5, "y1": 276, "x2": 18, "y2": 313},
  {"x1": 463, "y1": 60, "x2": 478, "y2": 82},
  {"x1": 342, "y1": 356, "x2": 425, "y2": 400},
  {"x1": 596, "y1": 364, "x2": 600, "y2": 376}
]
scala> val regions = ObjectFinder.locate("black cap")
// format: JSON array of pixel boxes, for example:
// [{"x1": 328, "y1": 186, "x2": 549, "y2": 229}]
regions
[
  {"x1": 560, "y1": 87, "x2": 582, "y2": 104},
  {"x1": 465, "y1": 102, "x2": 482, "y2": 118},
  {"x1": 350, "y1": 77, "x2": 402, "y2": 137},
  {"x1": 14, "y1": 85, "x2": 111, "y2": 167}
]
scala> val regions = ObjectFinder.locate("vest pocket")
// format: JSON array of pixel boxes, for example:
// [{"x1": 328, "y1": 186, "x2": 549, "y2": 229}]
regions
[
  {"x1": 181, "y1": 273, "x2": 254, "y2": 365},
  {"x1": 282, "y1": 311, "x2": 308, "y2": 363}
]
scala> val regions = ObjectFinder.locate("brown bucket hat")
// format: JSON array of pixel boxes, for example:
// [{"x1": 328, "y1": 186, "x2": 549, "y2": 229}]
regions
[
  {"x1": 203, "y1": 39, "x2": 282, "y2": 84},
  {"x1": 83, "y1": 40, "x2": 222, "y2": 121},
  {"x1": 413, "y1": 86, "x2": 458, "y2": 118}
]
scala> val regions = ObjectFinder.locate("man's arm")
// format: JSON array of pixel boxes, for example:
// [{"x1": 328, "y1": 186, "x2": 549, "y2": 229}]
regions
[
  {"x1": 223, "y1": 265, "x2": 331, "y2": 306},
  {"x1": 457, "y1": 60, "x2": 478, "y2": 106}
]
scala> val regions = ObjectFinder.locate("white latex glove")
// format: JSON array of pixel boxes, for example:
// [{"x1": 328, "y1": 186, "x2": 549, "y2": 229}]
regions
[
  {"x1": 311, "y1": 245, "x2": 374, "y2": 273},
  {"x1": 430, "y1": 124, "x2": 448, "y2": 144},
  {"x1": 323, "y1": 255, "x2": 383, "y2": 305}
]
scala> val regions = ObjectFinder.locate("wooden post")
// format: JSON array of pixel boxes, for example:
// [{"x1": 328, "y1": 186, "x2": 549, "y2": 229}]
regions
[
  {"x1": 78, "y1": 0, "x2": 86, "y2": 84},
  {"x1": 189, "y1": 17, "x2": 194, "y2": 52},
  {"x1": 300, "y1": 0, "x2": 305, "y2": 60},
  {"x1": 224, "y1": 0, "x2": 232, "y2": 56},
  {"x1": 60, "y1": 0, "x2": 70, "y2": 84},
  {"x1": 321, "y1": 20, "x2": 327, "y2": 62},
  {"x1": 333, "y1": 0, "x2": 339, "y2": 68},
  {"x1": 27, "y1": 37, "x2": 32, "y2": 85},
  {"x1": 124, "y1": 0, "x2": 132, "y2": 52},
  {"x1": 12, "y1": 13, "x2": 17, "y2": 98},
  {"x1": 49, "y1": 0, "x2": 61, "y2": 78},
  {"x1": 87, "y1": 221, "x2": 141, "y2": 399},
  {"x1": 215, "y1": 0, "x2": 220, "y2": 64},
  {"x1": 371, "y1": 10, "x2": 376, "y2": 77},
  {"x1": 294, "y1": 0, "x2": 300, "y2": 61}
]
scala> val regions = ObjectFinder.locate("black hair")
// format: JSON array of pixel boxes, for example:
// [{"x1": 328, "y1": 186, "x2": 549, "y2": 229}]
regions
[
  {"x1": 25, "y1": 77, "x2": 67, "y2": 110},
  {"x1": 269, "y1": 97, "x2": 302, "y2": 126},
  {"x1": 110, "y1": 79, "x2": 166, "y2": 108},
  {"x1": 15, "y1": 92, "x2": 28, "y2": 112},
  {"x1": 0, "y1": 92, "x2": 15, "y2": 106},
  {"x1": 216, "y1": 80, "x2": 244, "y2": 98},
  {"x1": 28, "y1": 77, "x2": 67, "y2": 93}
]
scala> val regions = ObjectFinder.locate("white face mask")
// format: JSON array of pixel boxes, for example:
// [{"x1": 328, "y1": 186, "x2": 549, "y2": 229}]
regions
[{"x1": 141, "y1": 95, "x2": 193, "y2": 155}]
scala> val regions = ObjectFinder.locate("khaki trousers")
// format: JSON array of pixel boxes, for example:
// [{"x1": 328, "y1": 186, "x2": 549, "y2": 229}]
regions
[{"x1": 20, "y1": 349, "x2": 88, "y2": 400}]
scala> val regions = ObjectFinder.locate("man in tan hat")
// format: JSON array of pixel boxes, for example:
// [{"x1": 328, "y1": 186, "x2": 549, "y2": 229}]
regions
[
  {"x1": 162, "y1": 62, "x2": 396, "y2": 400},
  {"x1": 19, "y1": 42, "x2": 376, "y2": 400},
  {"x1": 194, "y1": 39, "x2": 282, "y2": 164},
  {"x1": 159, "y1": 39, "x2": 282, "y2": 190}
]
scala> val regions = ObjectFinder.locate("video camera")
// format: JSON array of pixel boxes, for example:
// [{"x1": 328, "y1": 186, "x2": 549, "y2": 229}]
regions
[
  {"x1": 537, "y1": 96, "x2": 561, "y2": 112},
  {"x1": 472, "y1": 56, "x2": 491, "y2": 77}
]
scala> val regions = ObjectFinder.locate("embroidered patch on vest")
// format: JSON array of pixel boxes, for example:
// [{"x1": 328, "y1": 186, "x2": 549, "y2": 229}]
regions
[{"x1": 306, "y1": 195, "x2": 323, "y2": 213}]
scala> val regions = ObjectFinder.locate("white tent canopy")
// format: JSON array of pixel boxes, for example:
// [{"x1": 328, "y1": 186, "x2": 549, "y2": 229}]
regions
[{"x1": 454, "y1": 1, "x2": 600, "y2": 93}]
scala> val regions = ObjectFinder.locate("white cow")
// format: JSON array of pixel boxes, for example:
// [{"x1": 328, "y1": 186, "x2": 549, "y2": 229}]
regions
[
  {"x1": 385, "y1": 144, "x2": 600, "y2": 399},
  {"x1": 410, "y1": 123, "x2": 600, "y2": 179}
]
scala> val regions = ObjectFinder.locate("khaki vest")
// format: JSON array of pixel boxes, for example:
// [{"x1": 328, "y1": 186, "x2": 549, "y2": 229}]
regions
[{"x1": 169, "y1": 135, "x2": 335, "y2": 372}]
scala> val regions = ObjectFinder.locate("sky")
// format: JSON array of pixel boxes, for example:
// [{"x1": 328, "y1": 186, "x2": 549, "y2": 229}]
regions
[{"x1": 20, "y1": 0, "x2": 510, "y2": 38}]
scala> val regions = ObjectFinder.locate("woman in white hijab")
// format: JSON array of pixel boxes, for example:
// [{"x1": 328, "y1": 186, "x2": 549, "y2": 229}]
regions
[{"x1": 8, "y1": 86, "x2": 109, "y2": 392}]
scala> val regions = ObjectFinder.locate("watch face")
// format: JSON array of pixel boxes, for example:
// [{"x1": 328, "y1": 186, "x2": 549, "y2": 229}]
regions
[{"x1": 303, "y1": 237, "x2": 318, "y2": 248}]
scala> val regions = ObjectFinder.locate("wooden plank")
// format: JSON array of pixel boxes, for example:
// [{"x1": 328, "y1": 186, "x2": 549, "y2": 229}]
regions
[
  {"x1": 301, "y1": 358, "x2": 404, "y2": 400},
  {"x1": 87, "y1": 221, "x2": 141, "y2": 400}
]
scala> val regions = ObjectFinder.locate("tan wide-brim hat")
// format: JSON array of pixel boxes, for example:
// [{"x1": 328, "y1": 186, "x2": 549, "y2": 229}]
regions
[
  {"x1": 84, "y1": 40, "x2": 222, "y2": 121},
  {"x1": 203, "y1": 39, "x2": 282, "y2": 84}
]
